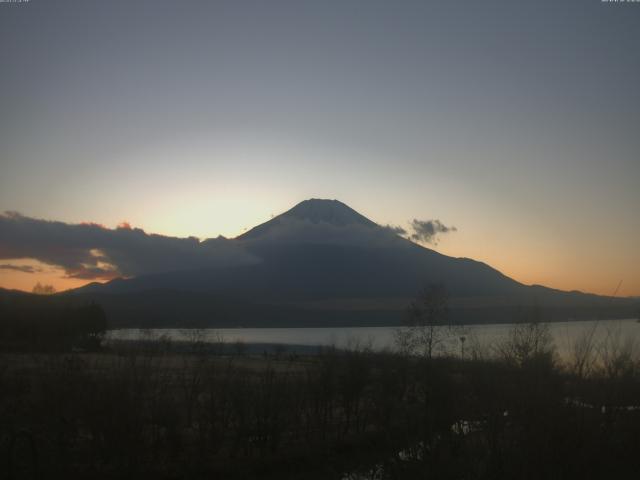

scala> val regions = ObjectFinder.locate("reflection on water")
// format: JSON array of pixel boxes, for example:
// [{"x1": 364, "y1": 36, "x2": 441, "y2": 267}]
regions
[{"x1": 107, "y1": 318, "x2": 639, "y2": 361}]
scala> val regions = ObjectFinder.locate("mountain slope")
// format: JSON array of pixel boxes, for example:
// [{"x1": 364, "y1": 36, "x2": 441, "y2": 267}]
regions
[
  {"x1": 68, "y1": 199, "x2": 638, "y2": 326},
  {"x1": 78, "y1": 199, "x2": 525, "y2": 298}
]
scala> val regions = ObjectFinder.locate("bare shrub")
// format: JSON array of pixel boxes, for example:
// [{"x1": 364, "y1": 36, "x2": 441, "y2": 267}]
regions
[
  {"x1": 496, "y1": 320, "x2": 555, "y2": 368},
  {"x1": 566, "y1": 322, "x2": 600, "y2": 378},
  {"x1": 597, "y1": 323, "x2": 637, "y2": 380}
]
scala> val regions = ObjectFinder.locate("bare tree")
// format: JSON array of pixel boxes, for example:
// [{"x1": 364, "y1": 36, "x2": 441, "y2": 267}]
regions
[
  {"x1": 395, "y1": 284, "x2": 452, "y2": 359},
  {"x1": 32, "y1": 282, "x2": 56, "y2": 295}
]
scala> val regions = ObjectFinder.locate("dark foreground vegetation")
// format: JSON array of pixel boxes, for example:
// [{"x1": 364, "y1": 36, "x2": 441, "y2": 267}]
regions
[
  {"x1": 0, "y1": 293, "x2": 106, "y2": 352},
  {"x1": 1, "y1": 327, "x2": 639, "y2": 480}
]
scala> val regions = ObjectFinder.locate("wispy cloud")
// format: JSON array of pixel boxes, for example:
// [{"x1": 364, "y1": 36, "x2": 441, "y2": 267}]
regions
[{"x1": 0, "y1": 263, "x2": 42, "y2": 274}]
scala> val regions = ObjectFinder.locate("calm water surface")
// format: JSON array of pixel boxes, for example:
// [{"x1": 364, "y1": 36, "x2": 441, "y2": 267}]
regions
[{"x1": 107, "y1": 318, "x2": 639, "y2": 360}]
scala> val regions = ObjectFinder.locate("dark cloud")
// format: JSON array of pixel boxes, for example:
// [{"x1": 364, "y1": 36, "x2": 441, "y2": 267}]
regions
[
  {"x1": 0, "y1": 263, "x2": 41, "y2": 274},
  {"x1": 0, "y1": 212, "x2": 259, "y2": 280},
  {"x1": 410, "y1": 219, "x2": 457, "y2": 245},
  {"x1": 383, "y1": 224, "x2": 407, "y2": 236}
]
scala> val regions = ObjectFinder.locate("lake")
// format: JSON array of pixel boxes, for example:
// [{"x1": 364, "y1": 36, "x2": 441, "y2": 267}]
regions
[{"x1": 107, "y1": 318, "x2": 640, "y2": 361}]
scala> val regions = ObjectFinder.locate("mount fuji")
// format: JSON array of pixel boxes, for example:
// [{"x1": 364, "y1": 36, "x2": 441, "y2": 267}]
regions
[{"x1": 68, "y1": 199, "x2": 635, "y2": 327}]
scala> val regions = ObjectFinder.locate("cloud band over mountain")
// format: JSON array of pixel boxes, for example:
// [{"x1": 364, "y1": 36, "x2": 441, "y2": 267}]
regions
[
  {"x1": 0, "y1": 203, "x2": 458, "y2": 283},
  {"x1": 0, "y1": 212, "x2": 258, "y2": 280}
]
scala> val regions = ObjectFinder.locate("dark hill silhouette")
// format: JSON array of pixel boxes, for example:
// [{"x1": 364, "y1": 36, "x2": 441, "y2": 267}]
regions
[
  {"x1": 0, "y1": 287, "x2": 107, "y2": 350},
  {"x1": 68, "y1": 199, "x2": 638, "y2": 327}
]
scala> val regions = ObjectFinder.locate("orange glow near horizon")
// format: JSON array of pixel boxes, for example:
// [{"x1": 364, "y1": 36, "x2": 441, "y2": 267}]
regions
[
  {"x1": 0, "y1": 259, "x2": 111, "y2": 293},
  {"x1": 437, "y1": 239, "x2": 640, "y2": 299}
]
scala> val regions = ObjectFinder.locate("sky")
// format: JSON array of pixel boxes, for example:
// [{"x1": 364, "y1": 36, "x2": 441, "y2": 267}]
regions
[{"x1": 0, "y1": 0, "x2": 639, "y2": 296}]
